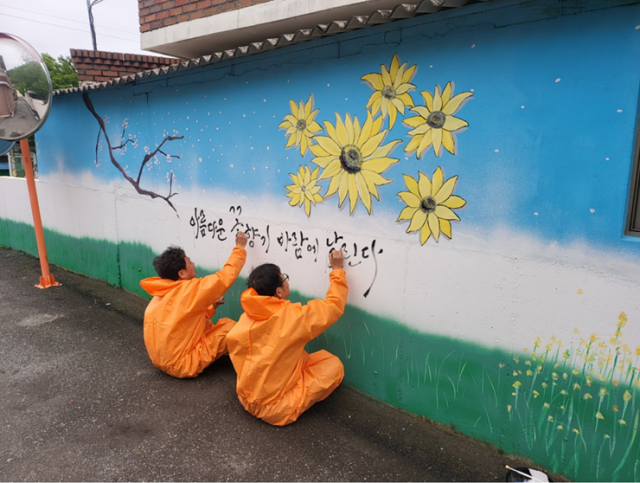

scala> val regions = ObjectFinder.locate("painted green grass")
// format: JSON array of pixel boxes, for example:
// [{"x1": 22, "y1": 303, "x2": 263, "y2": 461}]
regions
[{"x1": 2, "y1": 217, "x2": 639, "y2": 481}]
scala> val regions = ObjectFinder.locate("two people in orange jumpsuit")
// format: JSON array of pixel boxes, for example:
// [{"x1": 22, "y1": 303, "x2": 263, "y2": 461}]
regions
[{"x1": 140, "y1": 233, "x2": 347, "y2": 426}]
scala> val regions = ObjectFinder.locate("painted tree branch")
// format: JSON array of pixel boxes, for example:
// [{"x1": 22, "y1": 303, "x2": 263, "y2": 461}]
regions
[{"x1": 82, "y1": 92, "x2": 184, "y2": 213}]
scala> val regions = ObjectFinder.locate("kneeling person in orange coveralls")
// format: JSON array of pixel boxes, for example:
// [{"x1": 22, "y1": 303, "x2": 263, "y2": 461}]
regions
[
  {"x1": 226, "y1": 249, "x2": 348, "y2": 426},
  {"x1": 140, "y1": 231, "x2": 248, "y2": 378}
]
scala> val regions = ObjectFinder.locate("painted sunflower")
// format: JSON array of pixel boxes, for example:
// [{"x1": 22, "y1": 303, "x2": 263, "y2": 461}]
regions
[
  {"x1": 396, "y1": 167, "x2": 466, "y2": 244},
  {"x1": 404, "y1": 82, "x2": 472, "y2": 158},
  {"x1": 285, "y1": 165, "x2": 324, "y2": 216},
  {"x1": 309, "y1": 111, "x2": 401, "y2": 214},
  {"x1": 362, "y1": 54, "x2": 416, "y2": 129},
  {"x1": 278, "y1": 95, "x2": 322, "y2": 156}
]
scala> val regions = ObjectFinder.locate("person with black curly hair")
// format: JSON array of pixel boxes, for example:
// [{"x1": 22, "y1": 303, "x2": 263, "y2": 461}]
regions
[{"x1": 140, "y1": 231, "x2": 247, "y2": 378}]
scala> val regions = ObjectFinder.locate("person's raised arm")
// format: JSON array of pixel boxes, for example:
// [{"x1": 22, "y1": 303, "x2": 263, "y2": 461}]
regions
[
  {"x1": 191, "y1": 232, "x2": 248, "y2": 312},
  {"x1": 299, "y1": 249, "x2": 348, "y2": 340}
]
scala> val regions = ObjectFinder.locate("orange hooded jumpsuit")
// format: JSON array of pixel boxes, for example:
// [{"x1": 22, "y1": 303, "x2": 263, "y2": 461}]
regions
[
  {"x1": 226, "y1": 269, "x2": 348, "y2": 426},
  {"x1": 140, "y1": 246, "x2": 246, "y2": 378}
]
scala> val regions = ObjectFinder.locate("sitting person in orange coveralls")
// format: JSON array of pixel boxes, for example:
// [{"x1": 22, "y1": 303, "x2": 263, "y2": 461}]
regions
[
  {"x1": 140, "y1": 231, "x2": 248, "y2": 378},
  {"x1": 226, "y1": 248, "x2": 348, "y2": 426}
]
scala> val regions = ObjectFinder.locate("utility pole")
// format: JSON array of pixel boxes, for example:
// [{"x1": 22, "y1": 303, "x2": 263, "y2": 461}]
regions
[{"x1": 86, "y1": 0, "x2": 105, "y2": 51}]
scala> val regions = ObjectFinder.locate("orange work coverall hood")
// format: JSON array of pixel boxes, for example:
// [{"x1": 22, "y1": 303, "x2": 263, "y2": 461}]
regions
[
  {"x1": 227, "y1": 269, "x2": 348, "y2": 419},
  {"x1": 140, "y1": 246, "x2": 246, "y2": 378}
]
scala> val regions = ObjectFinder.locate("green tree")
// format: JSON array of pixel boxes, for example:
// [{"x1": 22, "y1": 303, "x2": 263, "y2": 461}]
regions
[{"x1": 42, "y1": 54, "x2": 78, "y2": 90}]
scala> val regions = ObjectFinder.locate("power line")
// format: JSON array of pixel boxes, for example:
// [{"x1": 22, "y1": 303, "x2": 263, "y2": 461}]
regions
[
  {"x1": 0, "y1": 2, "x2": 139, "y2": 36},
  {"x1": 0, "y1": 13, "x2": 140, "y2": 44}
]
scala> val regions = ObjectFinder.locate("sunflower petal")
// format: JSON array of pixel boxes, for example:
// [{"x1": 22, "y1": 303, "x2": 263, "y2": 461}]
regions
[
  {"x1": 432, "y1": 167, "x2": 443, "y2": 194},
  {"x1": 420, "y1": 222, "x2": 432, "y2": 245},
  {"x1": 362, "y1": 73, "x2": 384, "y2": 91},
  {"x1": 361, "y1": 131, "x2": 386, "y2": 158},
  {"x1": 362, "y1": 156, "x2": 398, "y2": 173},
  {"x1": 402, "y1": 64, "x2": 416, "y2": 84},
  {"x1": 434, "y1": 176, "x2": 458, "y2": 203},
  {"x1": 441, "y1": 195, "x2": 466, "y2": 209},
  {"x1": 408, "y1": 209, "x2": 427, "y2": 232},
  {"x1": 398, "y1": 92, "x2": 415, "y2": 107},
  {"x1": 428, "y1": 212, "x2": 440, "y2": 242},
  {"x1": 388, "y1": 103, "x2": 397, "y2": 129},
  {"x1": 403, "y1": 174, "x2": 419, "y2": 195},
  {"x1": 439, "y1": 219, "x2": 452, "y2": 239},
  {"x1": 442, "y1": 91, "x2": 473, "y2": 115},
  {"x1": 314, "y1": 136, "x2": 342, "y2": 156},
  {"x1": 321, "y1": 159, "x2": 343, "y2": 178},
  {"x1": 442, "y1": 130, "x2": 456, "y2": 155},
  {"x1": 443, "y1": 115, "x2": 468, "y2": 132},
  {"x1": 441, "y1": 82, "x2": 452, "y2": 107},
  {"x1": 335, "y1": 114, "x2": 348, "y2": 147},
  {"x1": 381, "y1": 64, "x2": 392, "y2": 88},
  {"x1": 404, "y1": 134, "x2": 422, "y2": 153},
  {"x1": 435, "y1": 205, "x2": 460, "y2": 221},
  {"x1": 432, "y1": 128, "x2": 443, "y2": 156},
  {"x1": 398, "y1": 191, "x2": 421, "y2": 208},
  {"x1": 418, "y1": 171, "x2": 432, "y2": 198},
  {"x1": 389, "y1": 54, "x2": 399, "y2": 80},
  {"x1": 397, "y1": 205, "x2": 417, "y2": 221},
  {"x1": 421, "y1": 91, "x2": 433, "y2": 111},
  {"x1": 403, "y1": 116, "x2": 424, "y2": 128},
  {"x1": 356, "y1": 172, "x2": 372, "y2": 214}
]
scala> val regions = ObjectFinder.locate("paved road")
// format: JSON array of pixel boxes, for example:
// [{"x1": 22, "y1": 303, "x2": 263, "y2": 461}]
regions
[{"x1": 0, "y1": 247, "x2": 554, "y2": 481}]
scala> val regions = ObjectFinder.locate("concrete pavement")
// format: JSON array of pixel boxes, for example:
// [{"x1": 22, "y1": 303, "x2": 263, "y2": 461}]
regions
[{"x1": 0, "y1": 246, "x2": 556, "y2": 481}]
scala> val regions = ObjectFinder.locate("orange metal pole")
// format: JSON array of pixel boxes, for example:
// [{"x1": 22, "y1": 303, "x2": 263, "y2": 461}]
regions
[{"x1": 20, "y1": 138, "x2": 59, "y2": 288}]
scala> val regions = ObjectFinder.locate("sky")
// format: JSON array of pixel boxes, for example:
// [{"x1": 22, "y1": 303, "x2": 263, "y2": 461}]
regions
[{"x1": 0, "y1": 0, "x2": 168, "y2": 59}]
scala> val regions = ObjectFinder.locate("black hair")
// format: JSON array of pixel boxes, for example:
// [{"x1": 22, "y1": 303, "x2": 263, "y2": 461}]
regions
[
  {"x1": 247, "y1": 263, "x2": 283, "y2": 296},
  {"x1": 153, "y1": 246, "x2": 186, "y2": 281}
]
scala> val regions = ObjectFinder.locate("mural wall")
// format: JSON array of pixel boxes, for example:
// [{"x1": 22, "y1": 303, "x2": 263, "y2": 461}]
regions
[{"x1": 2, "y1": 1, "x2": 640, "y2": 480}]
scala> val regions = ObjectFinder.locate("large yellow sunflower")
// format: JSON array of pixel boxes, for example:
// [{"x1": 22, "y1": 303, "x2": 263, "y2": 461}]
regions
[
  {"x1": 396, "y1": 167, "x2": 466, "y2": 244},
  {"x1": 309, "y1": 111, "x2": 401, "y2": 214},
  {"x1": 278, "y1": 95, "x2": 322, "y2": 156},
  {"x1": 403, "y1": 82, "x2": 472, "y2": 158},
  {"x1": 285, "y1": 165, "x2": 324, "y2": 216},
  {"x1": 362, "y1": 53, "x2": 416, "y2": 129}
]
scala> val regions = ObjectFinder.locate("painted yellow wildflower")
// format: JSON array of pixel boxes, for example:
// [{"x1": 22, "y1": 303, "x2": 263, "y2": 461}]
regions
[
  {"x1": 560, "y1": 390, "x2": 569, "y2": 396},
  {"x1": 541, "y1": 382, "x2": 548, "y2": 389},
  {"x1": 513, "y1": 371, "x2": 519, "y2": 377},
  {"x1": 623, "y1": 390, "x2": 632, "y2": 403},
  {"x1": 584, "y1": 393, "x2": 593, "y2": 400},
  {"x1": 572, "y1": 370, "x2": 580, "y2": 375},
  {"x1": 531, "y1": 354, "x2": 537, "y2": 361},
  {"x1": 557, "y1": 425, "x2": 563, "y2": 430},
  {"x1": 533, "y1": 390, "x2": 540, "y2": 398},
  {"x1": 612, "y1": 405, "x2": 619, "y2": 412},
  {"x1": 507, "y1": 404, "x2": 512, "y2": 412},
  {"x1": 573, "y1": 428, "x2": 580, "y2": 434},
  {"x1": 635, "y1": 346, "x2": 640, "y2": 356},
  {"x1": 552, "y1": 372, "x2": 559, "y2": 381},
  {"x1": 596, "y1": 412, "x2": 604, "y2": 420},
  {"x1": 563, "y1": 372, "x2": 568, "y2": 380},
  {"x1": 573, "y1": 327, "x2": 580, "y2": 334},
  {"x1": 604, "y1": 434, "x2": 611, "y2": 439},
  {"x1": 585, "y1": 375, "x2": 593, "y2": 386},
  {"x1": 573, "y1": 383, "x2": 581, "y2": 391},
  {"x1": 543, "y1": 402, "x2": 550, "y2": 409},
  {"x1": 279, "y1": 95, "x2": 322, "y2": 155},
  {"x1": 619, "y1": 419, "x2": 627, "y2": 425},
  {"x1": 548, "y1": 416, "x2": 554, "y2": 423},
  {"x1": 285, "y1": 166, "x2": 324, "y2": 216},
  {"x1": 526, "y1": 370, "x2": 533, "y2": 377},
  {"x1": 513, "y1": 381, "x2": 522, "y2": 388},
  {"x1": 525, "y1": 360, "x2": 531, "y2": 366},
  {"x1": 618, "y1": 311, "x2": 628, "y2": 328},
  {"x1": 403, "y1": 82, "x2": 472, "y2": 157},
  {"x1": 310, "y1": 111, "x2": 400, "y2": 214},
  {"x1": 598, "y1": 387, "x2": 609, "y2": 398},
  {"x1": 498, "y1": 363, "x2": 505, "y2": 369},
  {"x1": 362, "y1": 53, "x2": 416, "y2": 129},
  {"x1": 513, "y1": 355, "x2": 520, "y2": 364},
  {"x1": 396, "y1": 167, "x2": 466, "y2": 244}
]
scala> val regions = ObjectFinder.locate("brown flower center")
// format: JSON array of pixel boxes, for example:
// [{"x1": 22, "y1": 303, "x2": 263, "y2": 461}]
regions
[
  {"x1": 420, "y1": 196, "x2": 437, "y2": 213},
  {"x1": 382, "y1": 86, "x2": 396, "y2": 100},
  {"x1": 296, "y1": 119, "x2": 307, "y2": 131},
  {"x1": 340, "y1": 145, "x2": 363, "y2": 174},
  {"x1": 426, "y1": 111, "x2": 445, "y2": 129}
]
